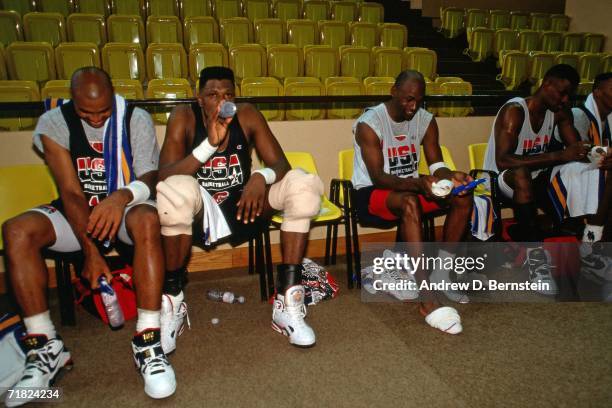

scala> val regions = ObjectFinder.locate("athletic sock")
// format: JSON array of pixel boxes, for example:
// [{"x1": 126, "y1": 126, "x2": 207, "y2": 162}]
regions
[
  {"x1": 23, "y1": 310, "x2": 56, "y2": 339},
  {"x1": 136, "y1": 309, "x2": 161, "y2": 333}
]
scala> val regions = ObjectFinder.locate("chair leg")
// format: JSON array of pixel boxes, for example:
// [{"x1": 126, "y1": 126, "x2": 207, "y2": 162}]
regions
[
  {"x1": 263, "y1": 228, "x2": 274, "y2": 298},
  {"x1": 324, "y1": 224, "x2": 332, "y2": 265},
  {"x1": 255, "y1": 232, "x2": 267, "y2": 301},
  {"x1": 344, "y1": 219, "x2": 354, "y2": 289},
  {"x1": 248, "y1": 237, "x2": 254, "y2": 275},
  {"x1": 331, "y1": 224, "x2": 338, "y2": 265},
  {"x1": 55, "y1": 256, "x2": 75, "y2": 327}
]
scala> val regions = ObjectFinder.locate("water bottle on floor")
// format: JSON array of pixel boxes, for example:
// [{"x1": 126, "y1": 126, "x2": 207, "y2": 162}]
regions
[
  {"x1": 206, "y1": 289, "x2": 245, "y2": 304},
  {"x1": 99, "y1": 277, "x2": 125, "y2": 329}
]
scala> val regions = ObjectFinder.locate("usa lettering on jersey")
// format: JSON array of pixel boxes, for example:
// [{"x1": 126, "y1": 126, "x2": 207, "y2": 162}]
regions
[
  {"x1": 387, "y1": 142, "x2": 419, "y2": 177},
  {"x1": 196, "y1": 153, "x2": 244, "y2": 204},
  {"x1": 76, "y1": 156, "x2": 106, "y2": 207},
  {"x1": 521, "y1": 134, "x2": 551, "y2": 156}
]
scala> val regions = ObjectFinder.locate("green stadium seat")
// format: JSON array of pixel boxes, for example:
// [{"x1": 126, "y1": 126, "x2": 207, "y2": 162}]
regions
[
  {"x1": 331, "y1": 1, "x2": 357, "y2": 23},
  {"x1": 562, "y1": 32, "x2": 583, "y2": 53},
  {"x1": 554, "y1": 52, "x2": 579, "y2": 70},
  {"x1": 55, "y1": 42, "x2": 100, "y2": 79},
  {"x1": 371, "y1": 46, "x2": 402, "y2": 78},
  {"x1": 404, "y1": 47, "x2": 437, "y2": 80},
  {"x1": 219, "y1": 17, "x2": 252, "y2": 48},
  {"x1": 146, "y1": 42, "x2": 187, "y2": 81},
  {"x1": 465, "y1": 9, "x2": 487, "y2": 36},
  {"x1": 188, "y1": 43, "x2": 228, "y2": 82},
  {"x1": 510, "y1": 12, "x2": 529, "y2": 30},
  {"x1": 214, "y1": 0, "x2": 241, "y2": 20},
  {"x1": 550, "y1": 14, "x2": 569, "y2": 32},
  {"x1": 576, "y1": 81, "x2": 593, "y2": 96},
  {"x1": 284, "y1": 76, "x2": 324, "y2": 120},
  {"x1": 358, "y1": 2, "x2": 383, "y2": 24},
  {"x1": 273, "y1": 0, "x2": 300, "y2": 21},
  {"x1": 529, "y1": 52, "x2": 555, "y2": 84},
  {"x1": 183, "y1": 16, "x2": 219, "y2": 49},
  {"x1": 530, "y1": 13, "x2": 551, "y2": 31},
  {"x1": 0, "y1": 10, "x2": 23, "y2": 46},
  {"x1": 38, "y1": 0, "x2": 73, "y2": 17},
  {"x1": 326, "y1": 76, "x2": 363, "y2": 119},
  {"x1": 582, "y1": 33, "x2": 605, "y2": 53},
  {"x1": 363, "y1": 76, "x2": 393, "y2": 95},
  {"x1": 66, "y1": 13, "x2": 106, "y2": 47},
  {"x1": 437, "y1": 80, "x2": 473, "y2": 117},
  {"x1": 146, "y1": 78, "x2": 193, "y2": 124},
  {"x1": 240, "y1": 76, "x2": 284, "y2": 121},
  {"x1": 23, "y1": 12, "x2": 66, "y2": 47},
  {"x1": 6, "y1": 42, "x2": 56, "y2": 85},
  {"x1": 0, "y1": 45, "x2": 7, "y2": 80},
  {"x1": 179, "y1": 0, "x2": 212, "y2": 19},
  {"x1": 497, "y1": 50, "x2": 529, "y2": 90},
  {"x1": 304, "y1": 45, "x2": 339, "y2": 82},
  {"x1": 319, "y1": 21, "x2": 348, "y2": 48},
  {"x1": 147, "y1": 0, "x2": 178, "y2": 16},
  {"x1": 254, "y1": 18, "x2": 285, "y2": 46},
  {"x1": 576, "y1": 52, "x2": 603, "y2": 82},
  {"x1": 378, "y1": 22, "x2": 407, "y2": 48},
  {"x1": 112, "y1": 78, "x2": 144, "y2": 99},
  {"x1": 147, "y1": 15, "x2": 182, "y2": 44},
  {"x1": 339, "y1": 45, "x2": 371, "y2": 80},
  {"x1": 465, "y1": 27, "x2": 494, "y2": 62},
  {"x1": 349, "y1": 22, "x2": 377, "y2": 48},
  {"x1": 0, "y1": 80, "x2": 39, "y2": 130},
  {"x1": 493, "y1": 29, "x2": 517, "y2": 59},
  {"x1": 243, "y1": 0, "x2": 270, "y2": 21},
  {"x1": 517, "y1": 29, "x2": 540, "y2": 53},
  {"x1": 1, "y1": 0, "x2": 35, "y2": 17},
  {"x1": 440, "y1": 7, "x2": 464, "y2": 39},
  {"x1": 602, "y1": 53, "x2": 612, "y2": 73},
  {"x1": 229, "y1": 43, "x2": 266, "y2": 84},
  {"x1": 266, "y1": 44, "x2": 302, "y2": 81},
  {"x1": 107, "y1": 14, "x2": 146, "y2": 48},
  {"x1": 112, "y1": 0, "x2": 145, "y2": 19},
  {"x1": 77, "y1": 0, "x2": 111, "y2": 17},
  {"x1": 286, "y1": 19, "x2": 317, "y2": 48},
  {"x1": 303, "y1": 1, "x2": 329, "y2": 22},
  {"x1": 101, "y1": 42, "x2": 145, "y2": 82},
  {"x1": 540, "y1": 31, "x2": 562, "y2": 53},
  {"x1": 41, "y1": 79, "x2": 70, "y2": 99},
  {"x1": 488, "y1": 10, "x2": 510, "y2": 30}
]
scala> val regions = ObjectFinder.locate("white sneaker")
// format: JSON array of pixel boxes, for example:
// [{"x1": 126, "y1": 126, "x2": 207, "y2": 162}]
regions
[
  {"x1": 363, "y1": 250, "x2": 419, "y2": 301},
  {"x1": 160, "y1": 292, "x2": 190, "y2": 355},
  {"x1": 525, "y1": 247, "x2": 558, "y2": 295},
  {"x1": 132, "y1": 329, "x2": 176, "y2": 399},
  {"x1": 5, "y1": 335, "x2": 72, "y2": 408},
  {"x1": 271, "y1": 285, "x2": 316, "y2": 348}
]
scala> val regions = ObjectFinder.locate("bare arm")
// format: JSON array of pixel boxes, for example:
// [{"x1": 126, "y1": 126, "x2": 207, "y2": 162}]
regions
[
  {"x1": 422, "y1": 118, "x2": 453, "y2": 179},
  {"x1": 158, "y1": 105, "x2": 203, "y2": 181},
  {"x1": 355, "y1": 122, "x2": 422, "y2": 193}
]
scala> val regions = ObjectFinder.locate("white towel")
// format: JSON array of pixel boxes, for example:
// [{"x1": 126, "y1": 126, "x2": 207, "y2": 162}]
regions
[
  {"x1": 548, "y1": 161, "x2": 604, "y2": 221},
  {"x1": 470, "y1": 195, "x2": 497, "y2": 241},
  {"x1": 199, "y1": 186, "x2": 231, "y2": 246}
]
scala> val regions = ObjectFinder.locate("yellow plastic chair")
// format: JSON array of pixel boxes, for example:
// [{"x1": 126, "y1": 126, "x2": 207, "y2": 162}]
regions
[
  {"x1": 304, "y1": 45, "x2": 339, "y2": 82},
  {"x1": 1, "y1": 0, "x2": 36, "y2": 16},
  {"x1": 77, "y1": 0, "x2": 111, "y2": 17},
  {"x1": 318, "y1": 20, "x2": 348, "y2": 48},
  {"x1": 284, "y1": 76, "x2": 324, "y2": 120},
  {"x1": 146, "y1": 42, "x2": 187, "y2": 81},
  {"x1": 349, "y1": 22, "x2": 377, "y2": 48},
  {"x1": 465, "y1": 27, "x2": 494, "y2": 62},
  {"x1": 358, "y1": 1, "x2": 383, "y2": 24},
  {"x1": 529, "y1": 52, "x2": 555, "y2": 84},
  {"x1": 517, "y1": 29, "x2": 540, "y2": 53},
  {"x1": 107, "y1": 14, "x2": 146, "y2": 48},
  {"x1": 371, "y1": 46, "x2": 402, "y2": 78},
  {"x1": 510, "y1": 12, "x2": 529, "y2": 30},
  {"x1": 0, "y1": 80, "x2": 39, "y2": 129},
  {"x1": 273, "y1": 0, "x2": 300, "y2": 21},
  {"x1": 339, "y1": 45, "x2": 371, "y2": 81},
  {"x1": 38, "y1": 0, "x2": 74, "y2": 17},
  {"x1": 602, "y1": 54, "x2": 612, "y2": 73},
  {"x1": 179, "y1": 0, "x2": 212, "y2": 19},
  {"x1": 465, "y1": 8, "x2": 487, "y2": 35},
  {"x1": 188, "y1": 43, "x2": 228, "y2": 82},
  {"x1": 243, "y1": 0, "x2": 270, "y2": 21},
  {"x1": 326, "y1": 76, "x2": 363, "y2": 119},
  {"x1": 404, "y1": 47, "x2": 437, "y2": 81},
  {"x1": 254, "y1": 18, "x2": 284, "y2": 46},
  {"x1": 437, "y1": 80, "x2": 473, "y2": 117},
  {"x1": 6, "y1": 42, "x2": 56, "y2": 85},
  {"x1": 540, "y1": 31, "x2": 562, "y2": 53},
  {"x1": 364, "y1": 76, "x2": 393, "y2": 95},
  {"x1": 303, "y1": 0, "x2": 329, "y2": 21},
  {"x1": 23, "y1": 12, "x2": 66, "y2": 47},
  {"x1": 219, "y1": 17, "x2": 252, "y2": 48},
  {"x1": 378, "y1": 22, "x2": 406, "y2": 48},
  {"x1": 554, "y1": 52, "x2": 579, "y2": 70},
  {"x1": 55, "y1": 42, "x2": 100, "y2": 79},
  {"x1": 146, "y1": 78, "x2": 193, "y2": 123},
  {"x1": 497, "y1": 50, "x2": 529, "y2": 90},
  {"x1": 147, "y1": 15, "x2": 181, "y2": 44},
  {"x1": 576, "y1": 53, "x2": 603, "y2": 82},
  {"x1": 183, "y1": 16, "x2": 219, "y2": 49},
  {"x1": 266, "y1": 44, "x2": 302, "y2": 82},
  {"x1": 331, "y1": 1, "x2": 356, "y2": 23},
  {"x1": 530, "y1": 13, "x2": 551, "y2": 32},
  {"x1": 0, "y1": 10, "x2": 23, "y2": 46},
  {"x1": 229, "y1": 43, "x2": 266, "y2": 84},
  {"x1": 41, "y1": 79, "x2": 70, "y2": 99},
  {"x1": 0, "y1": 46, "x2": 7, "y2": 80},
  {"x1": 101, "y1": 42, "x2": 145, "y2": 82},
  {"x1": 147, "y1": 0, "x2": 178, "y2": 16},
  {"x1": 286, "y1": 18, "x2": 317, "y2": 48},
  {"x1": 582, "y1": 33, "x2": 605, "y2": 53},
  {"x1": 111, "y1": 78, "x2": 144, "y2": 99},
  {"x1": 488, "y1": 10, "x2": 510, "y2": 30},
  {"x1": 66, "y1": 13, "x2": 106, "y2": 47},
  {"x1": 240, "y1": 76, "x2": 283, "y2": 121},
  {"x1": 214, "y1": 0, "x2": 241, "y2": 20},
  {"x1": 112, "y1": 0, "x2": 146, "y2": 19},
  {"x1": 468, "y1": 143, "x2": 488, "y2": 171},
  {"x1": 550, "y1": 14, "x2": 569, "y2": 32},
  {"x1": 493, "y1": 29, "x2": 517, "y2": 59},
  {"x1": 562, "y1": 32, "x2": 583, "y2": 53},
  {"x1": 440, "y1": 7, "x2": 464, "y2": 39},
  {"x1": 576, "y1": 81, "x2": 593, "y2": 96}
]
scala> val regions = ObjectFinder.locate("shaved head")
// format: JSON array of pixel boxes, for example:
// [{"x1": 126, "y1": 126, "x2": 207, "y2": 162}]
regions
[{"x1": 70, "y1": 67, "x2": 114, "y2": 128}]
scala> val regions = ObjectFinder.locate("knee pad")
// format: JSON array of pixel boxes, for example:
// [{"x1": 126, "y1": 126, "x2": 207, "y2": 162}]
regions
[
  {"x1": 156, "y1": 175, "x2": 202, "y2": 236},
  {"x1": 269, "y1": 169, "x2": 324, "y2": 233}
]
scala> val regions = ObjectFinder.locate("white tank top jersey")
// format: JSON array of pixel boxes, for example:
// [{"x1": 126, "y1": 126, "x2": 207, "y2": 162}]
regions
[
  {"x1": 352, "y1": 103, "x2": 433, "y2": 190},
  {"x1": 483, "y1": 97, "x2": 555, "y2": 177}
]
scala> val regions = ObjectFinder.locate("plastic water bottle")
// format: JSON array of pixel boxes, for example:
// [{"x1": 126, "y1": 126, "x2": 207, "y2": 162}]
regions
[
  {"x1": 219, "y1": 101, "x2": 237, "y2": 118},
  {"x1": 98, "y1": 277, "x2": 125, "y2": 329},
  {"x1": 206, "y1": 289, "x2": 245, "y2": 304}
]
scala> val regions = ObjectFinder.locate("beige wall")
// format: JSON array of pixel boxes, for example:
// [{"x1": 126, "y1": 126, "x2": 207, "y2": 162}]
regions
[
  {"x1": 565, "y1": 0, "x2": 612, "y2": 52},
  {"x1": 423, "y1": 0, "x2": 565, "y2": 18}
]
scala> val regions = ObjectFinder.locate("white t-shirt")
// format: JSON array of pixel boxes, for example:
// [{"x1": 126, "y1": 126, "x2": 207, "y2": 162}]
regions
[{"x1": 352, "y1": 103, "x2": 433, "y2": 189}]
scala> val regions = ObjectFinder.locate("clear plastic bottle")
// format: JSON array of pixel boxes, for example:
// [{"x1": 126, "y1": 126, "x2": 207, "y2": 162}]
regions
[
  {"x1": 98, "y1": 277, "x2": 125, "y2": 329},
  {"x1": 206, "y1": 289, "x2": 245, "y2": 304}
]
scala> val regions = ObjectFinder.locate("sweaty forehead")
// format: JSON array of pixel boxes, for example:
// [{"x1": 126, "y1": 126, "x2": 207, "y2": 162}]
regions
[
  {"x1": 396, "y1": 79, "x2": 424, "y2": 97},
  {"x1": 202, "y1": 79, "x2": 234, "y2": 93}
]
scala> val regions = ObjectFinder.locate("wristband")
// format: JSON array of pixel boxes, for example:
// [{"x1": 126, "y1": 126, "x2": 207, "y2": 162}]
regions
[
  {"x1": 192, "y1": 138, "x2": 218, "y2": 163},
  {"x1": 124, "y1": 180, "x2": 150, "y2": 205},
  {"x1": 429, "y1": 161, "x2": 449, "y2": 175},
  {"x1": 252, "y1": 168, "x2": 277, "y2": 185}
]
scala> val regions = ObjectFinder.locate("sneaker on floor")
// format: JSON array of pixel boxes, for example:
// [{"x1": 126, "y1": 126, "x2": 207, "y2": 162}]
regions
[
  {"x1": 132, "y1": 329, "x2": 176, "y2": 399},
  {"x1": 363, "y1": 250, "x2": 419, "y2": 301},
  {"x1": 5, "y1": 335, "x2": 72, "y2": 408},
  {"x1": 271, "y1": 285, "x2": 316, "y2": 348},
  {"x1": 581, "y1": 245, "x2": 612, "y2": 283},
  {"x1": 525, "y1": 247, "x2": 558, "y2": 295},
  {"x1": 160, "y1": 293, "x2": 190, "y2": 355}
]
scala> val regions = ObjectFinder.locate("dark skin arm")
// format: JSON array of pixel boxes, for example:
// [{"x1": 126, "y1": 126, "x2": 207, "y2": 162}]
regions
[
  {"x1": 495, "y1": 104, "x2": 588, "y2": 171},
  {"x1": 41, "y1": 135, "x2": 112, "y2": 289}
]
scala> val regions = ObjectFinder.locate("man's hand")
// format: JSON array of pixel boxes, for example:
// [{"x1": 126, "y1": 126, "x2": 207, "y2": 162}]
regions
[
  {"x1": 599, "y1": 148, "x2": 612, "y2": 170},
  {"x1": 87, "y1": 189, "x2": 131, "y2": 243},
  {"x1": 237, "y1": 173, "x2": 267, "y2": 223},
  {"x1": 205, "y1": 102, "x2": 233, "y2": 147},
  {"x1": 81, "y1": 250, "x2": 113, "y2": 289},
  {"x1": 561, "y1": 142, "x2": 590, "y2": 162},
  {"x1": 418, "y1": 175, "x2": 438, "y2": 200},
  {"x1": 449, "y1": 171, "x2": 474, "y2": 196}
]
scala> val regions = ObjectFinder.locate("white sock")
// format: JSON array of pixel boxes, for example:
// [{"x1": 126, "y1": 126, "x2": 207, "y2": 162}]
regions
[
  {"x1": 582, "y1": 225, "x2": 604, "y2": 243},
  {"x1": 430, "y1": 250, "x2": 455, "y2": 283},
  {"x1": 136, "y1": 309, "x2": 161, "y2": 333},
  {"x1": 23, "y1": 311, "x2": 56, "y2": 339}
]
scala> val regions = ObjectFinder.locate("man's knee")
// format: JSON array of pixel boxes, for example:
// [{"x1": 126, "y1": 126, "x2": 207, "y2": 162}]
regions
[
  {"x1": 451, "y1": 193, "x2": 473, "y2": 211},
  {"x1": 510, "y1": 167, "x2": 532, "y2": 190},
  {"x1": 399, "y1": 194, "x2": 420, "y2": 221},
  {"x1": 127, "y1": 205, "x2": 161, "y2": 239},
  {"x1": 156, "y1": 175, "x2": 202, "y2": 236},
  {"x1": 269, "y1": 169, "x2": 324, "y2": 233},
  {"x1": 2, "y1": 216, "x2": 46, "y2": 252}
]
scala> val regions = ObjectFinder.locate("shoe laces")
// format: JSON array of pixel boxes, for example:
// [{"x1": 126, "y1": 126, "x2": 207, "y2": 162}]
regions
[
  {"x1": 285, "y1": 303, "x2": 308, "y2": 326},
  {"x1": 176, "y1": 302, "x2": 191, "y2": 333},
  {"x1": 23, "y1": 343, "x2": 53, "y2": 376},
  {"x1": 137, "y1": 344, "x2": 170, "y2": 375}
]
